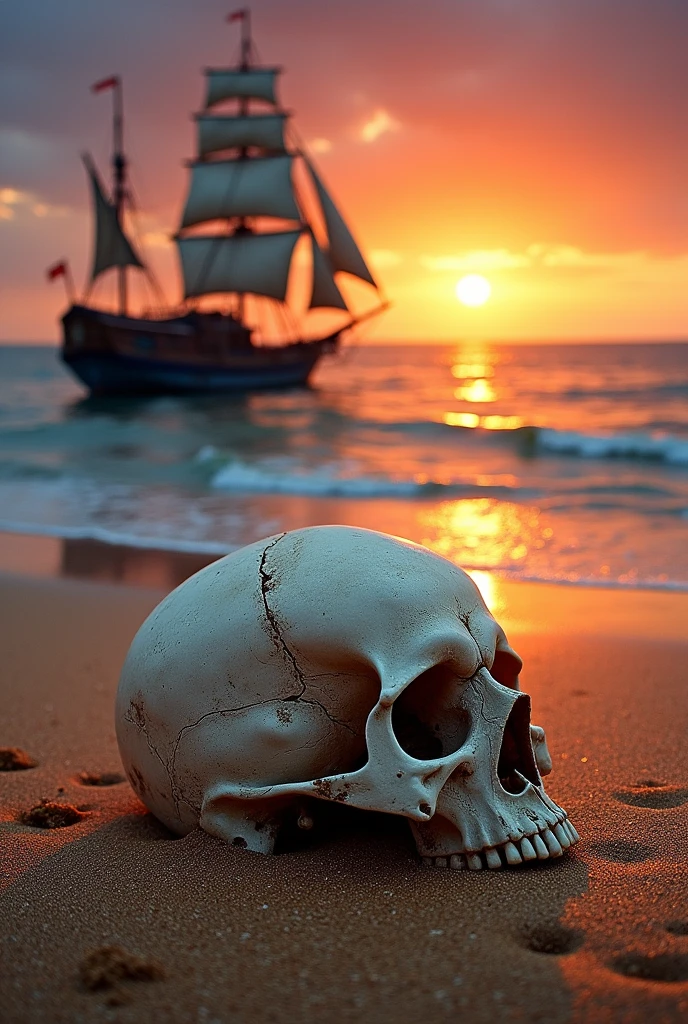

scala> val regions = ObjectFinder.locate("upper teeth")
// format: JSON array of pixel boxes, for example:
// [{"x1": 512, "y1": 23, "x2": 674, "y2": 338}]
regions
[{"x1": 422, "y1": 816, "x2": 580, "y2": 870}]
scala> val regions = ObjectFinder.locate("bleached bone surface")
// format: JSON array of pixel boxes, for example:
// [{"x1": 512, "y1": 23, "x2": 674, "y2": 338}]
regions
[{"x1": 116, "y1": 526, "x2": 578, "y2": 868}]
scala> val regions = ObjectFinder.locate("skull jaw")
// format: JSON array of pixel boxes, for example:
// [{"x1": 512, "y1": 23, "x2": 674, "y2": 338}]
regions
[{"x1": 409, "y1": 779, "x2": 579, "y2": 869}]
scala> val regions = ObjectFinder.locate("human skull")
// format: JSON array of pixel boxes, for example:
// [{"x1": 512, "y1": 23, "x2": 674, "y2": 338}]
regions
[{"x1": 116, "y1": 526, "x2": 578, "y2": 870}]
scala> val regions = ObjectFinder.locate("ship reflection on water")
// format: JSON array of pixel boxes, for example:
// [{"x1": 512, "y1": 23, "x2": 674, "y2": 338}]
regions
[
  {"x1": 59, "y1": 537, "x2": 213, "y2": 590},
  {"x1": 0, "y1": 532, "x2": 214, "y2": 592}
]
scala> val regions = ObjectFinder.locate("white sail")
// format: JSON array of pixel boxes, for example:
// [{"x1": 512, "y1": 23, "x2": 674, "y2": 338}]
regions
[
  {"x1": 197, "y1": 114, "x2": 288, "y2": 157},
  {"x1": 181, "y1": 155, "x2": 300, "y2": 228},
  {"x1": 178, "y1": 230, "x2": 301, "y2": 300},
  {"x1": 306, "y1": 159, "x2": 376, "y2": 287},
  {"x1": 83, "y1": 155, "x2": 144, "y2": 281},
  {"x1": 309, "y1": 234, "x2": 349, "y2": 311},
  {"x1": 205, "y1": 68, "x2": 280, "y2": 108}
]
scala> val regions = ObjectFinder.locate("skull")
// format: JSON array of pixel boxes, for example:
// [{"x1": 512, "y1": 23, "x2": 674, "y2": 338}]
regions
[{"x1": 116, "y1": 526, "x2": 578, "y2": 870}]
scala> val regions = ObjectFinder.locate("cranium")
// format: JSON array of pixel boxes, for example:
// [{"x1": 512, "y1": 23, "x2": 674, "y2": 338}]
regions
[{"x1": 116, "y1": 526, "x2": 578, "y2": 869}]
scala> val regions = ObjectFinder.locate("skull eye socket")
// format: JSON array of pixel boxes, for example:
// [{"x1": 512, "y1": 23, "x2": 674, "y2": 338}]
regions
[
  {"x1": 490, "y1": 647, "x2": 522, "y2": 690},
  {"x1": 391, "y1": 662, "x2": 472, "y2": 761}
]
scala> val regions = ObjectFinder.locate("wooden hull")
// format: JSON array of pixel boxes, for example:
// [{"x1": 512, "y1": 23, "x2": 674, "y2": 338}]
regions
[{"x1": 60, "y1": 305, "x2": 338, "y2": 395}]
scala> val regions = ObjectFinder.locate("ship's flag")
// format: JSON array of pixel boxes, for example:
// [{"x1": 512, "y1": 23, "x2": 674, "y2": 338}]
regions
[
  {"x1": 91, "y1": 75, "x2": 119, "y2": 93},
  {"x1": 46, "y1": 261, "x2": 67, "y2": 281},
  {"x1": 46, "y1": 259, "x2": 75, "y2": 300},
  {"x1": 227, "y1": 9, "x2": 246, "y2": 21}
]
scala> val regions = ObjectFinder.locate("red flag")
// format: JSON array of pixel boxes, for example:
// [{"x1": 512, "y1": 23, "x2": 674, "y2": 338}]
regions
[
  {"x1": 47, "y1": 261, "x2": 67, "y2": 282},
  {"x1": 227, "y1": 9, "x2": 246, "y2": 21},
  {"x1": 91, "y1": 75, "x2": 119, "y2": 93}
]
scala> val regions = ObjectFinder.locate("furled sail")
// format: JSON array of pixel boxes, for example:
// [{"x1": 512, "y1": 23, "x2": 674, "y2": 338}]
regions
[
  {"x1": 205, "y1": 68, "x2": 280, "y2": 108},
  {"x1": 181, "y1": 155, "x2": 300, "y2": 228},
  {"x1": 309, "y1": 234, "x2": 349, "y2": 311},
  {"x1": 83, "y1": 155, "x2": 144, "y2": 282},
  {"x1": 305, "y1": 159, "x2": 376, "y2": 287},
  {"x1": 178, "y1": 230, "x2": 301, "y2": 300},
  {"x1": 196, "y1": 114, "x2": 288, "y2": 157}
]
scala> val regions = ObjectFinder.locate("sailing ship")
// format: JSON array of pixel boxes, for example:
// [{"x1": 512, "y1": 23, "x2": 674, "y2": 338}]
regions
[{"x1": 56, "y1": 10, "x2": 386, "y2": 395}]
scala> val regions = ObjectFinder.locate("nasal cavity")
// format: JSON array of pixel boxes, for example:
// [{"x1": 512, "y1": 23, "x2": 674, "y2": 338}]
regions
[
  {"x1": 497, "y1": 694, "x2": 540, "y2": 794},
  {"x1": 391, "y1": 663, "x2": 472, "y2": 761}
]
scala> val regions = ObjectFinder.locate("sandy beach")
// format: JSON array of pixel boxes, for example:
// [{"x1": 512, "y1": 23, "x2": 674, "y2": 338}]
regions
[
  {"x1": 4, "y1": 0, "x2": 688, "y2": 1016},
  {"x1": 1, "y1": 539, "x2": 687, "y2": 1023}
]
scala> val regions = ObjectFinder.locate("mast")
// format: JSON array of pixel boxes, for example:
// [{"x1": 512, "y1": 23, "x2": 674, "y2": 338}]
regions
[
  {"x1": 175, "y1": 11, "x2": 383, "y2": 339},
  {"x1": 236, "y1": 8, "x2": 251, "y2": 324},
  {"x1": 112, "y1": 78, "x2": 127, "y2": 315},
  {"x1": 91, "y1": 75, "x2": 130, "y2": 315},
  {"x1": 239, "y1": 8, "x2": 251, "y2": 68}
]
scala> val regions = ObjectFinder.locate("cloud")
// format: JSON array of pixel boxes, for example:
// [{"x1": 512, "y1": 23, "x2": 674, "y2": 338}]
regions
[
  {"x1": 359, "y1": 109, "x2": 401, "y2": 143},
  {"x1": 420, "y1": 249, "x2": 530, "y2": 272},
  {"x1": 420, "y1": 244, "x2": 650, "y2": 276},
  {"x1": 0, "y1": 186, "x2": 68, "y2": 222},
  {"x1": 0, "y1": 187, "x2": 27, "y2": 205},
  {"x1": 527, "y1": 244, "x2": 645, "y2": 269},
  {"x1": 369, "y1": 249, "x2": 403, "y2": 268}
]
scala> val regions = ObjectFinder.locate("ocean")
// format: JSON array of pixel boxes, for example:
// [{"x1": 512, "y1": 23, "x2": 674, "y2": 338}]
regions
[{"x1": 1, "y1": 340, "x2": 687, "y2": 591}]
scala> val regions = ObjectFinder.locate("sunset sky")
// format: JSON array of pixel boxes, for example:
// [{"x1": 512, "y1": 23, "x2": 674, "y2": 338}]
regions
[{"x1": 3, "y1": 0, "x2": 688, "y2": 343}]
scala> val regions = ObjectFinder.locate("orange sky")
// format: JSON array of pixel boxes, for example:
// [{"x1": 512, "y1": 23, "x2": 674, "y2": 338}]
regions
[{"x1": 2, "y1": 0, "x2": 688, "y2": 343}]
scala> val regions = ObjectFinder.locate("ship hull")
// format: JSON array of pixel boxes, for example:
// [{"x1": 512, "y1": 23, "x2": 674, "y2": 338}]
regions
[{"x1": 60, "y1": 305, "x2": 338, "y2": 395}]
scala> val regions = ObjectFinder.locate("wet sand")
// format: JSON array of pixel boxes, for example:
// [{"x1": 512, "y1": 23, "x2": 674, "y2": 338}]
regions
[{"x1": 1, "y1": 544, "x2": 687, "y2": 1022}]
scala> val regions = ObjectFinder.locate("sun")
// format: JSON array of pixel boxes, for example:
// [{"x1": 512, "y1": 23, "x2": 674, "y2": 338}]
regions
[{"x1": 455, "y1": 274, "x2": 492, "y2": 307}]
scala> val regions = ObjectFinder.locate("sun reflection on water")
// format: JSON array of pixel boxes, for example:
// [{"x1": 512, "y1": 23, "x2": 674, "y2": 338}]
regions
[
  {"x1": 451, "y1": 363, "x2": 495, "y2": 379},
  {"x1": 455, "y1": 378, "x2": 496, "y2": 403},
  {"x1": 420, "y1": 498, "x2": 551, "y2": 580},
  {"x1": 445, "y1": 343, "x2": 523, "y2": 430},
  {"x1": 443, "y1": 411, "x2": 523, "y2": 430}
]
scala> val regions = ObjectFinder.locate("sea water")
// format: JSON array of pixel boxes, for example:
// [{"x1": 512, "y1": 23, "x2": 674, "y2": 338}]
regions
[{"x1": 0, "y1": 340, "x2": 687, "y2": 590}]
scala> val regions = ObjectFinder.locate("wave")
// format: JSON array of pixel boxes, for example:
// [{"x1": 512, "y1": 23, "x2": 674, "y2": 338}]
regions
[
  {"x1": 536, "y1": 428, "x2": 688, "y2": 464},
  {"x1": 286, "y1": 416, "x2": 688, "y2": 466},
  {"x1": 210, "y1": 459, "x2": 433, "y2": 497},
  {"x1": 0, "y1": 518, "x2": 234, "y2": 557},
  {"x1": 0, "y1": 519, "x2": 686, "y2": 592},
  {"x1": 208, "y1": 454, "x2": 688, "y2": 502},
  {"x1": 208, "y1": 458, "x2": 534, "y2": 500},
  {"x1": 557, "y1": 382, "x2": 688, "y2": 400}
]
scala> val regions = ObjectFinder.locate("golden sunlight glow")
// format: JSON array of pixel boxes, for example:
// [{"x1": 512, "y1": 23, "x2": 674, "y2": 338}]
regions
[
  {"x1": 455, "y1": 274, "x2": 492, "y2": 307},
  {"x1": 444, "y1": 412, "x2": 480, "y2": 429},
  {"x1": 443, "y1": 412, "x2": 522, "y2": 430},
  {"x1": 451, "y1": 362, "x2": 494, "y2": 379},
  {"x1": 465, "y1": 570, "x2": 500, "y2": 615},
  {"x1": 455, "y1": 377, "x2": 496, "y2": 403},
  {"x1": 419, "y1": 498, "x2": 546, "y2": 572}
]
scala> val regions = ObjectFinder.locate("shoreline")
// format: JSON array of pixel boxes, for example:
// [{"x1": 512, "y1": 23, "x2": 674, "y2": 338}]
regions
[{"x1": 1, "y1": 528, "x2": 686, "y2": 643}]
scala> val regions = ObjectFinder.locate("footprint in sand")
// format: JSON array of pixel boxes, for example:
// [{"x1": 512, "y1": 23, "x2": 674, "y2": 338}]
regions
[
  {"x1": 586, "y1": 839, "x2": 656, "y2": 863},
  {"x1": 0, "y1": 747, "x2": 37, "y2": 771},
  {"x1": 75, "y1": 771, "x2": 125, "y2": 787},
  {"x1": 18, "y1": 800, "x2": 88, "y2": 829},
  {"x1": 79, "y1": 945, "x2": 165, "y2": 1006},
  {"x1": 613, "y1": 780, "x2": 688, "y2": 809},
  {"x1": 518, "y1": 923, "x2": 584, "y2": 956},
  {"x1": 611, "y1": 952, "x2": 688, "y2": 983}
]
